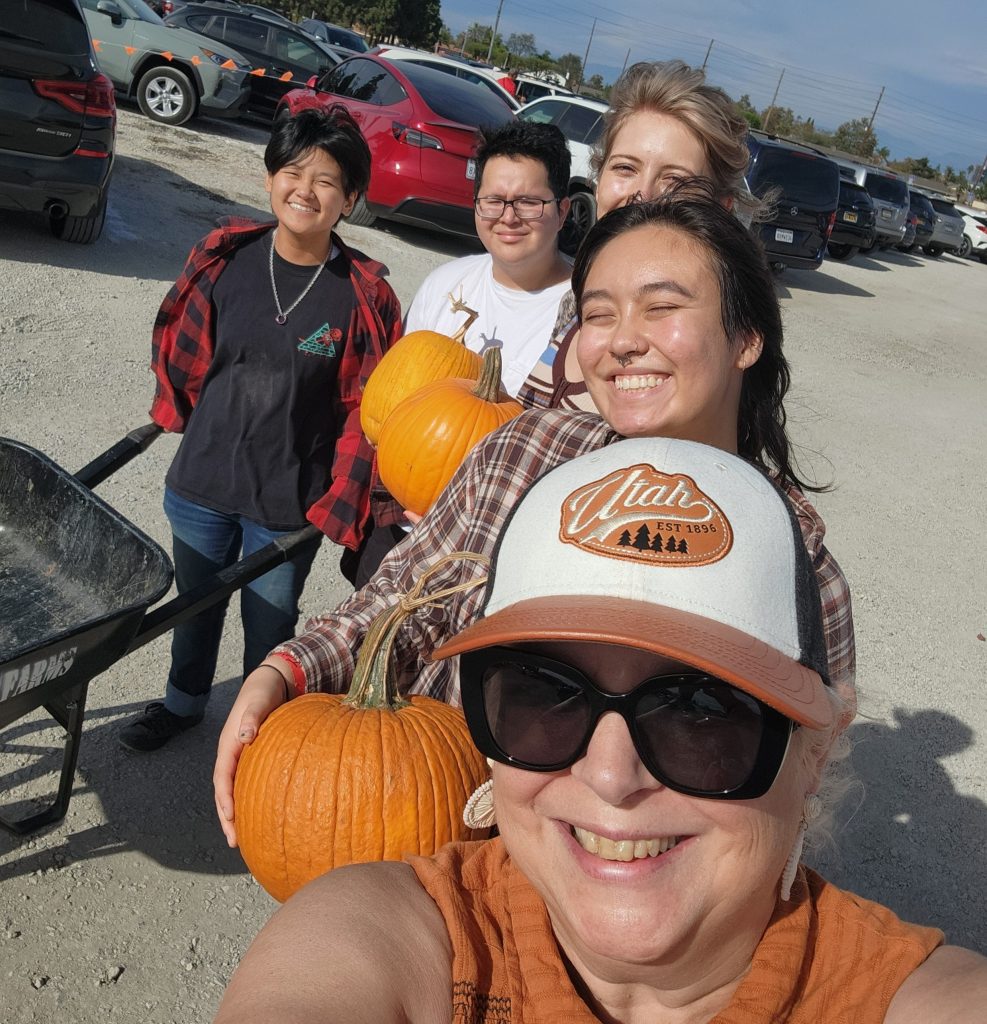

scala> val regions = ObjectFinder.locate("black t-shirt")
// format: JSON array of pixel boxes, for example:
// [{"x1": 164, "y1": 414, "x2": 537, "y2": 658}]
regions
[{"x1": 167, "y1": 232, "x2": 357, "y2": 530}]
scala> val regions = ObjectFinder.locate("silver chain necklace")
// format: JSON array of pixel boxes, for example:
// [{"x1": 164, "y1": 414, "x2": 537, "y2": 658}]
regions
[{"x1": 269, "y1": 228, "x2": 330, "y2": 325}]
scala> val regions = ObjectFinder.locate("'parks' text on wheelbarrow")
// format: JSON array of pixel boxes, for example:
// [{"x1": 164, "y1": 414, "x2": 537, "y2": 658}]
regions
[{"x1": 0, "y1": 425, "x2": 321, "y2": 836}]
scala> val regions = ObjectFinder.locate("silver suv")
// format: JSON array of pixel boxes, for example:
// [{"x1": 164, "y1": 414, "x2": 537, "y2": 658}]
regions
[
  {"x1": 81, "y1": 0, "x2": 250, "y2": 125},
  {"x1": 837, "y1": 161, "x2": 909, "y2": 247}
]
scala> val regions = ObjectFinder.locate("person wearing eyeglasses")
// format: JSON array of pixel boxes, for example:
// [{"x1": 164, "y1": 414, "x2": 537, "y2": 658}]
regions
[
  {"x1": 214, "y1": 439, "x2": 986, "y2": 1023},
  {"x1": 401, "y1": 119, "x2": 573, "y2": 401}
]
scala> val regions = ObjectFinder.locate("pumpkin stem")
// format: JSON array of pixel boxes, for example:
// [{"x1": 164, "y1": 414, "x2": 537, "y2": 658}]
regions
[
  {"x1": 472, "y1": 347, "x2": 506, "y2": 403},
  {"x1": 342, "y1": 551, "x2": 493, "y2": 712},
  {"x1": 447, "y1": 288, "x2": 479, "y2": 343}
]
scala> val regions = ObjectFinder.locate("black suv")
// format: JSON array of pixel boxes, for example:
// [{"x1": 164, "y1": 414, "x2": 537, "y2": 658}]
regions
[
  {"x1": 0, "y1": 0, "x2": 115, "y2": 242},
  {"x1": 827, "y1": 179, "x2": 876, "y2": 261},
  {"x1": 165, "y1": 2, "x2": 342, "y2": 121},
  {"x1": 745, "y1": 132, "x2": 841, "y2": 271},
  {"x1": 899, "y1": 190, "x2": 936, "y2": 253}
]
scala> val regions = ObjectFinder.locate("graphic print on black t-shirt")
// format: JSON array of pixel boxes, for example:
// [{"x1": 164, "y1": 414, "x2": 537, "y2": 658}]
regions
[{"x1": 167, "y1": 232, "x2": 358, "y2": 530}]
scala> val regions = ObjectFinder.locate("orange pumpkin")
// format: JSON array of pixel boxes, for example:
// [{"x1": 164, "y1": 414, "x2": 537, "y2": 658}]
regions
[
  {"x1": 360, "y1": 294, "x2": 483, "y2": 444},
  {"x1": 234, "y1": 599, "x2": 489, "y2": 903},
  {"x1": 376, "y1": 346, "x2": 523, "y2": 516}
]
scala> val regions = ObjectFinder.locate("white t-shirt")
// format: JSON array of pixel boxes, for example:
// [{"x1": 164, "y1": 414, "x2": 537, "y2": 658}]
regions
[{"x1": 402, "y1": 254, "x2": 571, "y2": 398}]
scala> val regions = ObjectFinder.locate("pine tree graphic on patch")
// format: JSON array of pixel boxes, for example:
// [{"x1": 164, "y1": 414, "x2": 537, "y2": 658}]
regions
[{"x1": 298, "y1": 323, "x2": 342, "y2": 357}]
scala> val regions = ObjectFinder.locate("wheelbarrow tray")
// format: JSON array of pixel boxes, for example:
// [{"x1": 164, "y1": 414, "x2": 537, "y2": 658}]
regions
[{"x1": 0, "y1": 437, "x2": 172, "y2": 729}]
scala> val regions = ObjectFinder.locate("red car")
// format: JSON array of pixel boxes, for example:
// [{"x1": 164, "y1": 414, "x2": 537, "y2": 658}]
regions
[{"x1": 278, "y1": 54, "x2": 514, "y2": 238}]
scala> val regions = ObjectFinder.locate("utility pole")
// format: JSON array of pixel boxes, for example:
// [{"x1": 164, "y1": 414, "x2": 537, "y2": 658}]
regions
[
  {"x1": 866, "y1": 85, "x2": 885, "y2": 132},
  {"x1": 620, "y1": 47, "x2": 631, "y2": 77},
  {"x1": 702, "y1": 38, "x2": 714, "y2": 70},
  {"x1": 486, "y1": 0, "x2": 504, "y2": 64},
  {"x1": 762, "y1": 68, "x2": 785, "y2": 134},
  {"x1": 575, "y1": 17, "x2": 596, "y2": 95}
]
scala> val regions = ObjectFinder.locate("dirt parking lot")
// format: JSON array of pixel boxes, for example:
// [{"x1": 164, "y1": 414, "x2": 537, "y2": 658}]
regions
[{"x1": 1, "y1": 106, "x2": 985, "y2": 1022}]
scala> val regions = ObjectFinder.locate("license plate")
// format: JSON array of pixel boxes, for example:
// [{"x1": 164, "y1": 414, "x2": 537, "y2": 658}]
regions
[
  {"x1": 843, "y1": 211, "x2": 858, "y2": 224},
  {"x1": 881, "y1": 208, "x2": 892, "y2": 220},
  {"x1": 774, "y1": 228, "x2": 794, "y2": 243},
  {"x1": 466, "y1": 158, "x2": 476, "y2": 180}
]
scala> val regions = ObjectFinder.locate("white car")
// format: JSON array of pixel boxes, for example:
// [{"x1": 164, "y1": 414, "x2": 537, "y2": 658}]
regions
[
  {"x1": 372, "y1": 46, "x2": 519, "y2": 111},
  {"x1": 954, "y1": 204, "x2": 987, "y2": 262},
  {"x1": 515, "y1": 93, "x2": 608, "y2": 254}
]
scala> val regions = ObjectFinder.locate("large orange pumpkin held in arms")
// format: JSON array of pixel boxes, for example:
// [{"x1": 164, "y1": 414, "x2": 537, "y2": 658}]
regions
[
  {"x1": 233, "y1": 561, "x2": 491, "y2": 903},
  {"x1": 376, "y1": 345, "x2": 523, "y2": 516},
  {"x1": 360, "y1": 291, "x2": 483, "y2": 445}
]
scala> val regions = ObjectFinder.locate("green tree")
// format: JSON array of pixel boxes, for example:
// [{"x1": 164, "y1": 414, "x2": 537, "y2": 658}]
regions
[
  {"x1": 555, "y1": 52, "x2": 582, "y2": 88},
  {"x1": 586, "y1": 73, "x2": 604, "y2": 90},
  {"x1": 505, "y1": 32, "x2": 536, "y2": 57},
  {"x1": 833, "y1": 117, "x2": 876, "y2": 159},
  {"x1": 735, "y1": 94, "x2": 761, "y2": 129},
  {"x1": 393, "y1": 0, "x2": 441, "y2": 47}
]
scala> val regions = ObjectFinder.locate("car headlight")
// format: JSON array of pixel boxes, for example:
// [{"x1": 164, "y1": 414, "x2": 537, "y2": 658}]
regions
[{"x1": 200, "y1": 48, "x2": 250, "y2": 71}]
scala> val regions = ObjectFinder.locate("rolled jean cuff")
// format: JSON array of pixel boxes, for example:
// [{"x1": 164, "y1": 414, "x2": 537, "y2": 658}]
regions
[{"x1": 164, "y1": 682, "x2": 211, "y2": 719}]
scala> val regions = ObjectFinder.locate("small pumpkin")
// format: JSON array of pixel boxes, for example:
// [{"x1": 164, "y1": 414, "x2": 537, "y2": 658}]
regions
[
  {"x1": 360, "y1": 293, "x2": 483, "y2": 444},
  {"x1": 376, "y1": 346, "x2": 523, "y2": 516},
  {"x1": 234, "y1": 588, "x2": 490, "y2": 903}
]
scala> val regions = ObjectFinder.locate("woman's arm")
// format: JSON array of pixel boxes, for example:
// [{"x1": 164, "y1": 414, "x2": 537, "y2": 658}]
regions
[
  {"x1": 885, "y1": 945, "x2": 987, "y2": 1023},
  {"x1": 214, "y1": 862, "x2": 452, "y2": 1024}
]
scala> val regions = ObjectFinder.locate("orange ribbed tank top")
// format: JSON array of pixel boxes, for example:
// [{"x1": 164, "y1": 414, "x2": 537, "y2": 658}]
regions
[{"x1": 408, "y1": 839, "x2": 942, "y2": 1024}]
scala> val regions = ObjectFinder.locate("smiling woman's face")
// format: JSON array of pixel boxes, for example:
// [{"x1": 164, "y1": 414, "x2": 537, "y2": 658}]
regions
[
  {"x1": 491, "y1": 639, "x2": 807, "y2": 978},
  {"x1": 575, "y1": 223, "x2": 761, "y2": 451}
]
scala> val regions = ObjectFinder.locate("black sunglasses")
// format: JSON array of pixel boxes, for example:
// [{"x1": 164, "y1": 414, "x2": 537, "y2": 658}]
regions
[{"x1": 459, "y1": 647, "x2": 796, "y2": 800}]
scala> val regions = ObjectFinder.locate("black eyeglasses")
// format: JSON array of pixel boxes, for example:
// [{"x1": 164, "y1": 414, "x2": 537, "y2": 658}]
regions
[
  {"x1": 459, "y1": 647, "x2": 796, "y2": 800},
  {"x1": 474, "y1": 196, "x2": 560, "y2": 220}
]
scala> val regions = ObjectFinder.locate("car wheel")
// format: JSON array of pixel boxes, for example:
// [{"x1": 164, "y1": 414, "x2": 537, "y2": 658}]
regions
[
  {"x1": 559, "y1": 189, "x2": 597, "y2": 256},
  {"x1": 923, "y1": 244, "x2": 942, "y2": 257},
  {"x1": 956, "y1": 236, "x2": 972, "y2": 259},
  {"x1": 137, "y1": 66, "x2": 197, "y2": 126},
  {"x1": 897, "y1": 243, "x2": 916, "y2": 254},
  {"x1": 50, "y1": 195, "x2": 107, "y2": 244},
  {"x1": 858, "y1": 239, "x2": 877, "y2": 254},
  {"x1": 769, "y1": 261, "x2": 786, "y2": 275},
  {"x1": 344, "y1": 195, "x2": 377, "y2": 227},
  {"x1": 827, "y1": 242, "x2": 857, "y2": 261}
]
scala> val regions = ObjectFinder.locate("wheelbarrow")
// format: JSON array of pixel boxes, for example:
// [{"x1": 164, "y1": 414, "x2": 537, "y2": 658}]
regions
[{"x1": 0, "y1": 425, "x2": 320, "y2": 836}]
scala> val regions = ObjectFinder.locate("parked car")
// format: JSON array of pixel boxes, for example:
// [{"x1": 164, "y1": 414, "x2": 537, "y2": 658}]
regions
[
  {"x1": 373, "y1": 45, "x2": 518, "y2": 111},
  {"x1": 165, "y1": 2, "x2": 343, "y2": 121},
  {"x1": 745, "y1": 132, "x2": 840, "y2": 271},
  {"x1": 0, "y1": 0, "x2": 115, "y2": 242},
  {"x1": 278, "y1": 55, "x2": 514, "y2": 238},
  {"x1": 837, "y1": 162, "x2": 909, "y2": 248},
  {"x1": 298, "y1": 18, "x2": 368, "y2": 53},
  {"x1": 515, "y1": 94, "x2": 607, "y2": 254},
  {"x1": 151, "y1": 0, "x2": 290, "y2": 19},
  {"x1": 898, "y1": 190, "x2": 936, "y2": 253},
  {"x1": 515, "y1": 74, "x2": 574, "y2": 104},
  {"x1": 954, "y1": 204, "x2": 987, "y2": 262},
  {"x1": 826, "y1": 179, "x2": 876, "y2": 261},
  {"x1": 920, "y1": 195, "x2": 965, "y2": 256},
  {"x1": 81, "y1": 0, "x2": 249, "y2": 125}
]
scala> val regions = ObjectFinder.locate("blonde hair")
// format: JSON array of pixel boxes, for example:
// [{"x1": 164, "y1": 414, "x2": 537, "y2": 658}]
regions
[{"x1": 593, "y1": 60, "x2": 751, "y2": 212}]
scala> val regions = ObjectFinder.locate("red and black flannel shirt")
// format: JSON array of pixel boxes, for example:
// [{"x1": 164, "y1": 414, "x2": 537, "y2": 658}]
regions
[{"x1": 150, "y1": 218, "x2": 403, "y2": 549}]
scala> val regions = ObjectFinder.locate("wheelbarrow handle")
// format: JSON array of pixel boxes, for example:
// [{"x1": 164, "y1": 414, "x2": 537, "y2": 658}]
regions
[
  {"x1": 75, "y1": 423, "x2": 164, "y2": 489},
  {"x1": 125, "y1": 523, "x2": 323, "y2": 656}
]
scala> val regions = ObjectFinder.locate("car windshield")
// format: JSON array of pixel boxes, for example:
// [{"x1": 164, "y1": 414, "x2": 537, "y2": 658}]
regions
[
  {"x1": 841, "y1": 184, "x2": 871, "y2": 204},
  {"x1": 864, "y1": 173, "x2": 908, "y2": 205},
  {"x1": 748, "y1": 148, "x2": 838, "y2": 204},
  {"x1": 398, "y1": 61, "x2": 514, "y2": 126},
  {"x1": 929, "y1": 198, "x2": 961, "y2": 219}
]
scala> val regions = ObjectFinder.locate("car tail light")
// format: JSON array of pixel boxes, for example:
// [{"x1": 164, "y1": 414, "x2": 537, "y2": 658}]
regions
[
  {"x1": 977, "y1": 225, "x2": 987, "y2": 236},
  {"x1": 824, "y1": 209, "x2": 836, "y2": 239},
  {"x1": 34, "y1": 74, "x2": 116, "y2": 118},
  {"x1": 392, "y1": 122, "x2": 443, "y2": 150},
  {"x1": 160, "y1": 0, "x2": 174, "y2": 11}
]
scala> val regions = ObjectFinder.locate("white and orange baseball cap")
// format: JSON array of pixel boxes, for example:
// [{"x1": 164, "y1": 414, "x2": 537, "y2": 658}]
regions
[{"x1": 434, "y1": 438, "x2": 833, "y2": 729}]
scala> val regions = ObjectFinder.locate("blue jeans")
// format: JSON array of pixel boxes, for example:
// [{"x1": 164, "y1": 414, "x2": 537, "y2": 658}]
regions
[{"x1": 162, "y1": 488, "x2": 321, "y2": 718}]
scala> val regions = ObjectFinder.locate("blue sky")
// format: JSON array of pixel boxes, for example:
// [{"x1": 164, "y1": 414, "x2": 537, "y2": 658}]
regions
[{"x1": 442, "y1": 0, "x2": 987, "y2": 172}]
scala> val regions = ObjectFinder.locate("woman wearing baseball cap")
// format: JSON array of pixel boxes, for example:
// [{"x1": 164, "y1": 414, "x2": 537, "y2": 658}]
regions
[{"x1": 215, "y1": 440, "x2": 986, "y2": 1022}]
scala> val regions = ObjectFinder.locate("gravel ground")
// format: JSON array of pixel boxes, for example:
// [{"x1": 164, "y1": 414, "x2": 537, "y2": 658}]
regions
[{"x1": 1, "y1": 105, "x2": 985, "y2": 1022}]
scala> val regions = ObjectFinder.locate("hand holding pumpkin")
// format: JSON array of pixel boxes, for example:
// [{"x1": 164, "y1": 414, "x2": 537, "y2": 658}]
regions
[{"x1": 213, "y1": 659, "x2": 292, "y2": 848}]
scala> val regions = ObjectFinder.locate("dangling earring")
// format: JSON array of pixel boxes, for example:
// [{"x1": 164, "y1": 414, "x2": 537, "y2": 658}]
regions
[
  {"x1": 463, "y1": 759, "x2": 496, "y2": 830},
  {"x1": 780, "y1": 793, "x2": 822, "y2": 901}
]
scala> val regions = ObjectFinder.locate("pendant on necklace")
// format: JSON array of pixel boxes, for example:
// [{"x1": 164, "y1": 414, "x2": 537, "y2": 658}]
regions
[{"x1": 275, "y1": 313, "x2": 287, "y2": 325}]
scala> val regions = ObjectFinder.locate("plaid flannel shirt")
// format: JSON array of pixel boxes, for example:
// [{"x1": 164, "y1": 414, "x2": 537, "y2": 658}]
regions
[
  {"x1": 274, "y1": 410, "x2": 856, "y2": 704},
  {"x1": 149, "y1": 218, "x2": 403, "y2": 549}
]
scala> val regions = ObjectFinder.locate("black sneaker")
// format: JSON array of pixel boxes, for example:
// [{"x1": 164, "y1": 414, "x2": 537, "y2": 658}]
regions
[{"x1": 118, "y1": 702, "x2": 204, "y2": 752}]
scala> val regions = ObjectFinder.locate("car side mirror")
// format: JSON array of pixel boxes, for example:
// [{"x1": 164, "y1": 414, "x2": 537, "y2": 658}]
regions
[{"x1": 96, "y1": 0, "x2": 124, "y2": 24}]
